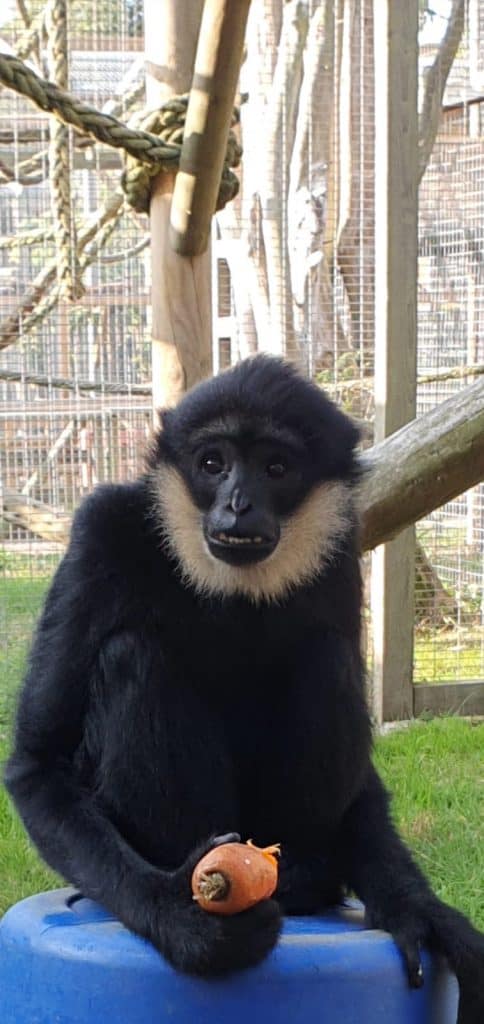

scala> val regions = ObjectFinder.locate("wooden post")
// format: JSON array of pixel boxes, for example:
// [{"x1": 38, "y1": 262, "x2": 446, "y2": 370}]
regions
[
  {"x1": 144, "y1": 0, "x2": 212, "y2": 411},
  {"x1": 170, "y1": 0, "x2": 251, "y2": 257},
  {"x1": 370, "y1": 0, "x2": 418, "y2": 722}
]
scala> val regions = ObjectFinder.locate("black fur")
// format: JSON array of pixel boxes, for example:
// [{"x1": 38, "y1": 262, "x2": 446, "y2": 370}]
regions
[{"x1": 4, "y1": 357, "x2": 484, "y2": 1017}]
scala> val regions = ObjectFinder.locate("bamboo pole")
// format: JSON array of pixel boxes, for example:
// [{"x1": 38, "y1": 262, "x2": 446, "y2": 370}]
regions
[
  {"x1": 144, "y1": 0, "x2": 211, "y2": 410},
  {"x1": 170, "y1": 0, "x2": 251, "y2": 256}
]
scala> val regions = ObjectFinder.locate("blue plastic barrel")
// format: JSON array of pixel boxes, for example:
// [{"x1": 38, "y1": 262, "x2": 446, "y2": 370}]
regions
[{"x1": 0, "y1": 888, "x2": 458, "y2": 1024}]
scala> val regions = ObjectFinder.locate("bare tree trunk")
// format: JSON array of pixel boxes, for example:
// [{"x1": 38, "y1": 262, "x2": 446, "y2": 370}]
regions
[
  {"x1": 288, "y1": 1, "x2": 337, "y2": 366},
  {"x1": 258, "y1": 0, "x2": 309, "y2": 356}
]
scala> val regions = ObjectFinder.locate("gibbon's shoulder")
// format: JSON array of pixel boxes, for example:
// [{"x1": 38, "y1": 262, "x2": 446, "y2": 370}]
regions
[{"x1": 68, "y1": 478, "x2": 159, "y2": 573}]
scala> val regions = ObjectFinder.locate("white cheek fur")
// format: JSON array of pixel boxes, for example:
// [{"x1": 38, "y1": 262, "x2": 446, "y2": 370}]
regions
[{"x1": 151, "y1": 465, "x2": 351, "y2": 604}]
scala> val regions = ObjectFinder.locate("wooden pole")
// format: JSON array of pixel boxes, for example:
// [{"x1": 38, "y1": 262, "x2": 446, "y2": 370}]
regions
[
  {"x1": 170, "y1": 0, "x2": 251, "y2": 257},
  {"x1": 370, "y1": 0, "x2": 419, "y2": 722},
  {"x1": 7, "y1": 381, "x2": 484, "y2": 550},
  {"x1": 359, "y1": 377, "x2": 484, "y2": 552},
  {"x1": 144, "y1": 0, "x2": 212, "y2": 410}
]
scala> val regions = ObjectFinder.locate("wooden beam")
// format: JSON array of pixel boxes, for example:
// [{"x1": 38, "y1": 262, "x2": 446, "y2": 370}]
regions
[
  {"x1": 144, "y1": 0, "x2": 212, "y2": 410},
  {"x1": 370, "y1": 0, "x2": 419, "y2": 723},
  {"x1": 170, "y1": 0, "x2": 251, "y2": 256},
  {"x1": 359, "y1": 377, "x2": 484, "y2": 551},
  {"x1": 414, "y1": 682, "x2": 484, "y2": 718}
]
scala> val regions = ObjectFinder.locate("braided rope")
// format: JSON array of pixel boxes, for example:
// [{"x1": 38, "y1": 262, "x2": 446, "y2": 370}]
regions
[
  {"x1": 0, "y1": 81, "x2": 145, "y2": 186},
  {"x1": 46, "y1": 0, "x2": 83, "y2": 300},
  {"x1": 17, "y1": 210, "x2": 123, "y2": 339},
  {"x1": 0, "y1": 192, "x2": 124, "y2": 351},
  {"x1": 0, "y1": 48, "x2": 241, "y2": 342},
  {"x1": 0, "y1": 154, "x2": 44, "y2": 186},
  {"x1": 0, "y1": 53, "x2": 241, "y2": 213},
  {"x1": 0, "y1": 227, "x2": 53, "y2": 249},
  {"x1": 0, "y1": 53, "x2": 181, "y2": 163}
]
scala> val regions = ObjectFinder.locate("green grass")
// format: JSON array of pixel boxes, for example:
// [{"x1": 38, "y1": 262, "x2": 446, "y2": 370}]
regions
[
  {"x1": 0, "y1": 573, "x2": 60, "y2": 915},
  {"x1": 375, "y1": 718, "x2": 484, "y2": 931},
  {"x1": 414, "y1": 634, "x2": 484, "y2": 683},
  {"x1": 0, "y1": 572, "x2": 483, "y2": 932}
]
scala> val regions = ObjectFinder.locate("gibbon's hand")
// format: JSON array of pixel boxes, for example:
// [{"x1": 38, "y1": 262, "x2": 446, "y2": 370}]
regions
[
  {"x1": 148, "y1": 833, "x2": 282, "y2": 975},
  {"x1": 365, "y1": 893, "x2": 484, "y2": 1024}
]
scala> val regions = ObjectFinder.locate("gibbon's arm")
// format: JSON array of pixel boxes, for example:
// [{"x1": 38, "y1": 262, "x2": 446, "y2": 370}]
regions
[
  {"x1": 340, "y1": 766, "x2": 484, "y2": 1023},
  {"x1": 4, "y1": 523, "x2": 280, "y2": 975},
  {"x1": 4, "y1": 555, "x2": 175, "y2": 927}
]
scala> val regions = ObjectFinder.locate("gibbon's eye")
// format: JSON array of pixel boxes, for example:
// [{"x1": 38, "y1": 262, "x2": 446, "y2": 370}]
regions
[
  {"x1": 201, "y1": 451, "x2": 225, "y2": 476},
  {"x1": 267, "y1": 460, "x2": 287, "y2": 479}
]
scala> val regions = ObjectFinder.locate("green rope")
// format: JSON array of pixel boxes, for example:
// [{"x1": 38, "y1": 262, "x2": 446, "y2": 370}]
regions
[
  {"x1": 0, "y1": 52, "x2": 241, "y2": 213},
  {"x1": 0, "y1": 81, "x2": 145, "y2": 184},
  {"x1": 0, "y1": 53, "x2": 184, "y2": 165},
  {"x1": 122, "y1": 101, "x2": 241, "y2": 214}
]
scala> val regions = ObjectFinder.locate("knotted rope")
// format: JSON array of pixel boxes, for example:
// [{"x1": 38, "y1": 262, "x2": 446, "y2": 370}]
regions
[
  {"x1": 122, "y1": 98, "x2": 241, "y2": 213},
  {"x1": 0, "y1": 52, "x2": 241, "y2": 214}
]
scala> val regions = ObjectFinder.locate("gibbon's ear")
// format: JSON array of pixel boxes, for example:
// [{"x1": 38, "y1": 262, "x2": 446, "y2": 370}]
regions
[
  {"x1": 147, "y1": 408, "x2": 179, "y2": 470},
  {"x1": 311, "y1": 405, "x2": 361, "y2": 482},
  {"x1": 155, "y1": 408, "x2": 175, "y2": 432},
  {"x1": 334, "y1": 413, "x2": 361, "y2": 478}
]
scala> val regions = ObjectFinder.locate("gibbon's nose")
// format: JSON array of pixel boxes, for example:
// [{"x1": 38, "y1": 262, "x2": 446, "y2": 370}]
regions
[{"x1": 228, "y1": 487, "x2": 252, "y2": 515}]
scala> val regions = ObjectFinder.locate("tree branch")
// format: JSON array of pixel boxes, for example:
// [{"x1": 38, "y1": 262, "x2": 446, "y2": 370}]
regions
[{"x1": 418, "y1": 0, "x2": 465, "y2": 183}]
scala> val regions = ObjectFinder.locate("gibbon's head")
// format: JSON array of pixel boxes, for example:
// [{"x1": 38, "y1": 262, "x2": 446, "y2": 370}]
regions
[{"x1": 148, "y1": 356, "x2": 360, "y2": 603}]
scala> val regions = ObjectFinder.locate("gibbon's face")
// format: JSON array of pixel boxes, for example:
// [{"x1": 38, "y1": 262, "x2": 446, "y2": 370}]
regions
[
  {"x1": 152, "y1": 415, "x2": 353, "y2": 602},
  {"x1": 188, "y1": 426, "x2": 309, "y2": 567},
  {"x1": 150, "y1": 357, "x2": 359, "y2": 602}
]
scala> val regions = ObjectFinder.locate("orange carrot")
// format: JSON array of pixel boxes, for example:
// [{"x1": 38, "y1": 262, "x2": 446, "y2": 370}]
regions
[{"x1": 191, "y1": 840, "x2": 280, "y2": 915}]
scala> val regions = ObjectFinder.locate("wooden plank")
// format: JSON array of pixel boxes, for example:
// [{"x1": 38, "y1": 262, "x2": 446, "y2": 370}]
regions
[
  {"x1": 144, "y1": 0, "x2": 212, "y2": 410},
  {"x1": 370, "y1": 0, "x2": 418, "y2": 722},
  {"x1": 414, "y1": 682, "x2": 484, "y2": 718},
  {"x1": 170, "y1": 0, "x2": 251, "y2": 256}
]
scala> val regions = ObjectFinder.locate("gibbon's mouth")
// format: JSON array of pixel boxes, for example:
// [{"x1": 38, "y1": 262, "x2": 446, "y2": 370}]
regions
[{"x1": 205, "y1": 529, "x2": 278, "y2": 565}]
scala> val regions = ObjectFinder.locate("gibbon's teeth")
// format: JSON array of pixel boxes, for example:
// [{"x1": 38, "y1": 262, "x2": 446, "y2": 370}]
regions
[{"x1": 215, "y1": 533, "x2": 263, "y2": 546}]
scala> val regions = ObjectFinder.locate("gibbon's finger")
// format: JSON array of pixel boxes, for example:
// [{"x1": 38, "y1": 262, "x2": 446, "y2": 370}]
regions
[
  {"x1": 394, "y1": 933, "x2": 424, "y2": 989},
  {"x1": 211, "y1": 832, "x2": 241, "y2": 848}
]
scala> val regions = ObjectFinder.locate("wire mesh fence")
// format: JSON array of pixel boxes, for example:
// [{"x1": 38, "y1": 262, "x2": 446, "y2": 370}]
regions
[
  {"x1": 0, "y1": 0, "x2": 483, "y2": 722},
  {"x1": 416, "y1": 3, "x2": 484, "y2": 685}
]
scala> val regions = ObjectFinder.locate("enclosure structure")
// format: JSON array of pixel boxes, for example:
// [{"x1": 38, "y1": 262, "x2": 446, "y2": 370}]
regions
[{"x1": 0, "y1": 0, "x2": 483, "y2": 721}]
